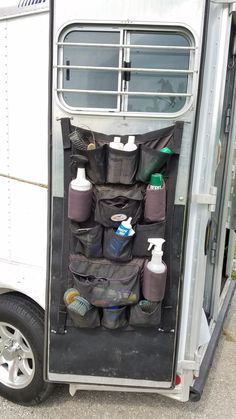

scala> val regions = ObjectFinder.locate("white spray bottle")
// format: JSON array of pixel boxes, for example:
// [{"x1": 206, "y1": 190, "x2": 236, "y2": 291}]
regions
[{"x1": 147, "y1": 238, "x2": 166, "y2": 274}]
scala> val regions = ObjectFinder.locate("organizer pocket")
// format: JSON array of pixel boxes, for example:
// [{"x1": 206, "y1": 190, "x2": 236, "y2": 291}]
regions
[
  {"x1": 142, "y1": 261, "x2": 167, "y2": 302},
  {"x1": 67, "y1": 306, "x2": 100, "y2": 328},
  {"x1": 70, "y1": 222, "x2": 103, "y2": 258},
  {"x1": 107, "y1": 147, "x2": 139, "y2": 184},
  {"x1": 70, "y1": 259, "x2": 140, "y2": 307},
  {"x1": 144, "y1": 183, "x2": 166, "y2": 222},
  {"x1": 103, "y1": 229, "x2": 133, "y2": 262},
  {"x1": 136, "y1": 145, "x2": 171, "y2": 183},
  {"x1": 132, "y1": 222, "x2": 165, "y2": 257},
  {"x1": 80, "y1": 145, "x2": 106, "y2": 184},
  {"x1": 94, "y1": 185, "x2": 143, "y2": 228},
  {"x1": 68, "y1": 186, "x2": 93, "y2": 223},
  {"x1": 102, "y1": 306, "x2": 128, "y2": 329},
  {"x1": 129, "y1": 301, "x2": 161, "y2": 327}
]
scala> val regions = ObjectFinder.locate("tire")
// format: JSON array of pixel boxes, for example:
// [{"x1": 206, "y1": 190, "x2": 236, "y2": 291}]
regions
[{"x1": 0, "y1": 294, "x2": 54, "y2": 405}]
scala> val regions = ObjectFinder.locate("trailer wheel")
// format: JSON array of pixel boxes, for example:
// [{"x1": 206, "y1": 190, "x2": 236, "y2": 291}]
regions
[{"x1": 0, "y1": 294, "x2": 53, "y2": 405}]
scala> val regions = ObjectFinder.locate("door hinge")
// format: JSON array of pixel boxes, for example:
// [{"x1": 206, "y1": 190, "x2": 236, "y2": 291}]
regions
[
  {"x1": 225, "y1": 106, "x2": 231, "y2": 134},
  {"x1": 210, "y1": 239, "x2": 217, "y2": 265},
  {"x1": 192, "y1": 186, "x2": 217, "y2": 212},
  {"x1": 178, "y1": 351, "x2": 201, "y2": 377}
]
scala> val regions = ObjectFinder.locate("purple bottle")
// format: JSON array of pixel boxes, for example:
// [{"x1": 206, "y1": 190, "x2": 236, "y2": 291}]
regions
[{"x1": 68, "y1": 155, "x2": 93, "y2": 222}]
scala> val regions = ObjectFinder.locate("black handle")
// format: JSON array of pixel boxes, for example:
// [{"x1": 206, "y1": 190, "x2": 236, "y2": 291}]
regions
[{"x1": 123, "y1": 61, "x2": 131, "y2": 82}]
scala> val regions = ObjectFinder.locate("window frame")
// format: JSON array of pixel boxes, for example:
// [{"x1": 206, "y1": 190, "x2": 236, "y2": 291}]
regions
[{"x1": 56, "y1": 23, "x2": 196, "y2": 118}]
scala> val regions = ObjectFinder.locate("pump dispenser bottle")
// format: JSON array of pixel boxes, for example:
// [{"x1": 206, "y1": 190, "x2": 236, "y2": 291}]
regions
[
  {"x1": 68, "y1": 155, "x2": 93, "y2": 222},
  {"x1": 142, "y1": 238, "x2": 167, "y2": 301},
  {"x1": 123, "y1": 135, "x2": 137, "y2": 151},
  {"x1": 109, "y1": 136, "x2": 124, "y2": 150}
]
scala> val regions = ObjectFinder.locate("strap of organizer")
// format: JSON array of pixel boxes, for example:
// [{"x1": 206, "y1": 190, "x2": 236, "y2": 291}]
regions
[{"x1": 50, "y1": 117, "x2": 72, "y2": 333}]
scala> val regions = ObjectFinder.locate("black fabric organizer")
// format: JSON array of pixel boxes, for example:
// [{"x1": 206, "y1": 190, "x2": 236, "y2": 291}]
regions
[
  {"x1": 50, "y1": 119, "x2": 184, "y2": 332},
  {"x1": 48, "y1": 119, "x2": 185, "y2": 382}
]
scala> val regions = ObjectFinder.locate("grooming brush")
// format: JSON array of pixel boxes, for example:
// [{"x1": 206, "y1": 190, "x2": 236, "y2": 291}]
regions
[
  {"x1": 139, "y1": 300, "x2": 158, "y2": 313},
  {"x1": 69, "y1": 130, "x2": 87, "y2": 150},
  {"x1": 68, "y1": 296, "x2": 92, "y2": 317},
  {"x1": 63, "y1": 288, "x2": 80, "y2": 306}
]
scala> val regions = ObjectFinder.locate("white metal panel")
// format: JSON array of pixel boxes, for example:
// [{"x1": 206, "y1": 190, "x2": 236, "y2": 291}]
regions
[
  {"x1": 9, "y1": 180, "x2": 47, "y2": 267},
  {"x1": 53, "y1": 0, "x2": 204, "y2": 37},
  {"x1": 0, "y1": 259, "x2": 46, "y2": 309},
  {"x1": 0, "y1": 20, "x2": 9, "y2": 176},
  {"x1": 6, "y1": 12, "x2": 49, "y2": 185},
  {"x1": 0, "y1": 178, "x2": 10, "y2": 260}
]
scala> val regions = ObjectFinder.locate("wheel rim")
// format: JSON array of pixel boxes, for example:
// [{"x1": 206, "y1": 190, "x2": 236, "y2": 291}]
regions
[{"x1": 0, "y1": 322, "x2": 35, "y2": 389}]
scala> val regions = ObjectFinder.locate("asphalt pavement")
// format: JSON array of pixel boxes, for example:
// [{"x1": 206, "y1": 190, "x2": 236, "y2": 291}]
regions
[{"x1": 1, "y1": 291, "x2": 236, "y2": 419}]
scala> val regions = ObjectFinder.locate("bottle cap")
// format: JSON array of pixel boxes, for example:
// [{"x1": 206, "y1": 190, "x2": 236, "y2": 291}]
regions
[
  {"x1": 128, "y1": 135, "x2": 135, "y2": 144},
  {"x1": 150, "y1": 173, "x2": 163, "y2": 187},
  {"x1": 160, "y1": 146, "x2": 173, "y2": 154},
  {"x1": 114, "y1": 136, "x2": 121, "y2": 143}
]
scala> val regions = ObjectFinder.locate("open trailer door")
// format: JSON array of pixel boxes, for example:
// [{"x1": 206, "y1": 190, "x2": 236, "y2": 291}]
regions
[{"x1": 45, "y1": 0, "x2": 206, "y2": 394}]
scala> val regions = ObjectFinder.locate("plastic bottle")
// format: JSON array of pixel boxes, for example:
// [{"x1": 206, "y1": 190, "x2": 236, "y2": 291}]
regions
[
  {"x1": 147, "y1": 239, "x2": 166, "y2": 274},
  {"x1": 109, "y1": 136, "x2": 124, "y2": 150},
  {"x1": 142, "y1": 238, "x2": 167, "y2": 302},
  {"x1": 123, "y1": 135, "x2": 137, "y2": 151},
  {"x1": 116, "y1": 217, "x2": 132, "y2": 236},
  {"x1": 149, "y1": 173, "x2": 163, "y2": 190},
  {"x1": 70, "y1": 155, "x2": 92, "y2": 191},
  {"x1": 144, "y1": 173, "x2": 166, "y2": 222},
  {"x1": 160, "y1": 146, "x2": 173, "y2": 154},
  {"x1": 68, "y1": 155, "x2": 93, "y2": 222}
]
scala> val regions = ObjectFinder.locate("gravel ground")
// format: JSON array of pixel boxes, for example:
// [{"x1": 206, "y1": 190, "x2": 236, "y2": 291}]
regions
[{"x1": 1, "y1": 291, "x2": 236, "y2": 419}]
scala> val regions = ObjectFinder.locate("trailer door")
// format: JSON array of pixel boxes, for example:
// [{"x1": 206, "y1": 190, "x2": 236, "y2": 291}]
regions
[{"x1": 45, "y1": 0, "x2": 205, "y2": 392}]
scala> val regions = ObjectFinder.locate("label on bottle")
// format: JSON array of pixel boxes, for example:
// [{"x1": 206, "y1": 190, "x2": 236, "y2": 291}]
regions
[{"x1": 110, "y1": 214, "x2": 127, "y2": 222}]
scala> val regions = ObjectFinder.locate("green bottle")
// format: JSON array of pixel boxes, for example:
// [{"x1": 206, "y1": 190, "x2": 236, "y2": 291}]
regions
[
  {"x1": 150, "y1": 173, "x2": 163, "y2": 190},
  {"x1": 160, "y1": 146, "x2": 173, "y2": 154}
]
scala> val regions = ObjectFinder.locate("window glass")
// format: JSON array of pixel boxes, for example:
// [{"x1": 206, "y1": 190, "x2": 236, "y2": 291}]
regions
[
  {"x1": 128, "y1": 32, "x2": 189, "y2": 113},
  {"x1": 62, "y1": 31, "x2": 120, "y2": 109}
]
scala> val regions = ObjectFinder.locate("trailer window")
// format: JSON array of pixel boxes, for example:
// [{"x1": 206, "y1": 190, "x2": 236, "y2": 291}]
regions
[{"x1": 57, "y1": 27, "x2": 194, "y2": 116}]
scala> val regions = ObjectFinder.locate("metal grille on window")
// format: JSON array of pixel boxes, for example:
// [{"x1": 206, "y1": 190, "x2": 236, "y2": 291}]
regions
[{"x1": 56, "y1": 27, "x2": 195, "y2": 116}]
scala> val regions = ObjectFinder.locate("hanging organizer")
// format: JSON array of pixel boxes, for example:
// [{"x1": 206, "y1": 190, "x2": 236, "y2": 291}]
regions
[{"x1": 59, "y1": 120, "x2": 183, "y2": 331}]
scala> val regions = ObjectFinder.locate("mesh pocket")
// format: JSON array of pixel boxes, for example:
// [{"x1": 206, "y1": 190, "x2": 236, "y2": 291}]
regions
[
  {"x1": 94, "y1": 185, "x2": 143, "y2": 228},
  {"x1": 132, "y1": 222, "x2": 165, "y2": 257},
  {"x1": 67, "y1": 306, "x2": 100, "y2": 328},
  {"x1": 142, "y1": 261, "x2": 167, "y2": 302},
  {"x1": 129, "y1": 302, "x2": 161, "y2": 327},
  {"x1": 102, "y1": 306, "x2": 128, "y2": 329},
  {"x1": 144, "y1": 183, "x2": 166, "y2": 222},
  {"x1": 136, "y1": 145, "x2": 170, "y2": 183},
  {"x1": 107, "y1": 147, "x2": 139, "y2": 184},
  {"x1": 70, "y1": 258, "x2": 140, "y2": 307},
  {"x1": 103, "y1": 228, "x2": 133, "y2": 262},
  {"x1": 71, "y1": 222, "x2": 103, "y2": 258},
  {"x1": 80, "y1": 145, "x2": 106, "y2": 184}
]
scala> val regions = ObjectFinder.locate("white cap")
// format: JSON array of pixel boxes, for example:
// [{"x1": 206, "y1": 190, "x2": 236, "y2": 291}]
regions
[
  {"x1": 148, "y1": 238, "x2": 165, "y2": 253},
  {"x1": 114, "y1": 136, "x2": 121, "y2": 143},
  {"x1": 128, "y1": 135, "x2": 135, "y2": 144}
]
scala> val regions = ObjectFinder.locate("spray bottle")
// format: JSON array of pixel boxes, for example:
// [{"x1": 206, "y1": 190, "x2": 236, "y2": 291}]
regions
[
  {"x1": 68, "y1": 155, "x2": 93, "y2": 222},
  {"x1": 142, "y1": 238, "x2": 167, "y2": 301},
  {"x1": 147, "y1": 239, "x2": 166, "y2": 273}
]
